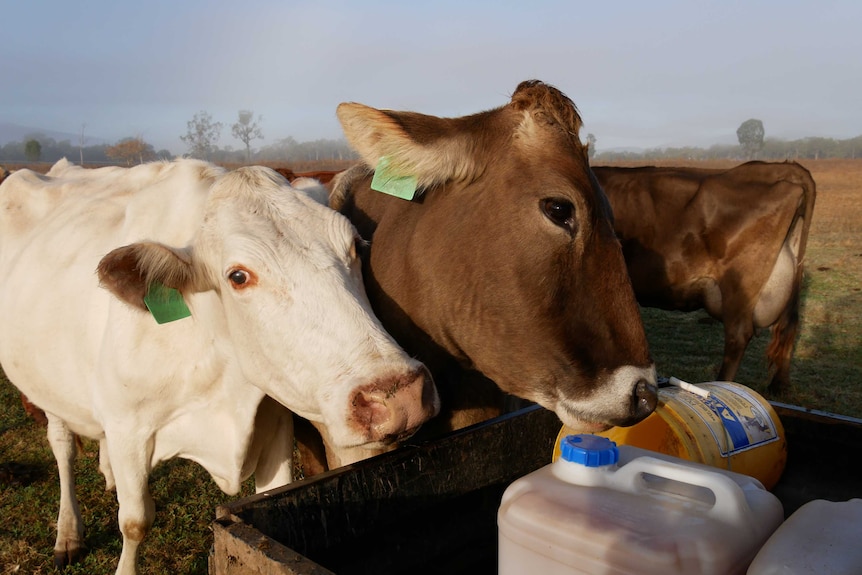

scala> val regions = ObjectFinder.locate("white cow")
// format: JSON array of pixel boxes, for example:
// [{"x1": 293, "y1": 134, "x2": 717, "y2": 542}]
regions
[{"x1": 0, "y1": 159, "x2": 439, "y2": 575}]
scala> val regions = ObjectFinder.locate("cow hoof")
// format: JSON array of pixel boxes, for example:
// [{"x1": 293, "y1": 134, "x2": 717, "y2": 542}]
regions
[
  {"x1": 766, "y1": 379, "x2": 789, "y2": 398},
  {"x1": 53, "y1": 544, "x2": 85, "y2": 569}
]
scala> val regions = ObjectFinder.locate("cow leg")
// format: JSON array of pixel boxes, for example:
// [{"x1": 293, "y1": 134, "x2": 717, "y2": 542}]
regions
[
  {"x1": 107, "y1": 436, "x2": 155, "y2": 575},
  {"x1": 717, "y1": 318, "x2": 754, "y2": 383},
  {"x1": 99, "y1": 438, "x2": 116, "y2": 491},
  {"x1": 45, "y1": 414, "x2": 85, "y2": 567},
  {"x1": 768, "y1": 358, "x2": 792, "y2": 395}
]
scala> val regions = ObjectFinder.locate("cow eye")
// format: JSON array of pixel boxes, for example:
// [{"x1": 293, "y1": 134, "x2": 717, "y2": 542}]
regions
[
  {"x1": 541, "y1": 198, "x2": 576, "y2": 233},
  {"x1": 228, "y1": 269, "x2": 250, "y2": 287},
  {"x1": 352, "y1": 236, "x2": 368, "y2": 261}
]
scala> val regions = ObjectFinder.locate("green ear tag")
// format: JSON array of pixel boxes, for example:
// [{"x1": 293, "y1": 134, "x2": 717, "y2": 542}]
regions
[
  {"x1": 370, "y1": 156, "x2": 418, "y2": 200},
  {"x1": 143, "y1": 282, "x2": 191, "y2": 324}
]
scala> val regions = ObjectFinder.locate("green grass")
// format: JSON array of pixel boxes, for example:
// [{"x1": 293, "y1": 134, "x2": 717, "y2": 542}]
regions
[
  {"x1": 640, "y1": 272, "x2": 862, "y2": 418},
  {"x1": 0, "y1": 377, "x2": 246, "y2": 574}
]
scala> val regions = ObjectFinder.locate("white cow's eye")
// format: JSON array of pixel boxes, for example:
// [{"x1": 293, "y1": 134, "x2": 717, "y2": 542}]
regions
[{"x1": 228, "y1": 269, "x2": 250, "y2": 286}]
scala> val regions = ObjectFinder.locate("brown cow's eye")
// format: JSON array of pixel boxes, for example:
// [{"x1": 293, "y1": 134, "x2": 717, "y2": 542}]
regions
[
  {"x1": 352, "y1": 235, "x2": 368, "y2": 261},
  {"x1": 541, "y1": 198, "x2": 576, "y2": 233}
]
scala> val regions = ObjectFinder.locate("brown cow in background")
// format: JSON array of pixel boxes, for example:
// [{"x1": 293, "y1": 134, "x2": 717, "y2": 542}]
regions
[
  {"x1": 272, "y1": 167, "x2": 342, "y2": 185},
  {"x1": 593, "y1": 161, "x2": 816, "y2": 393}
]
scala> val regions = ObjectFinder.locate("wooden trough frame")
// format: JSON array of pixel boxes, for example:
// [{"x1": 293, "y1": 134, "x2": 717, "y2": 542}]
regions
[{"x1": 210, "y1": 402, "x2": 862, "y2": 575}]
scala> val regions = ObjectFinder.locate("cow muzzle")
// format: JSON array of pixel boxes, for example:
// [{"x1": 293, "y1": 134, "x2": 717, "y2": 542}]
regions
[
  {"x1": 349, "y1": 366, "x2": 440, "y2": 445},
  {"x1": 552, "y1": 365, "x2": 658, "y2": 432}
]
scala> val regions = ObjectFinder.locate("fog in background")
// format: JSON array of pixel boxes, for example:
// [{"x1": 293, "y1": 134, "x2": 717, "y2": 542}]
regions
[{"x1": 2, "y1": 0, "x2": 860, "y2": 155}]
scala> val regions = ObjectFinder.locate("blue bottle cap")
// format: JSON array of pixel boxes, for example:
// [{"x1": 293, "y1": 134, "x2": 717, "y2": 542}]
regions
[{"x1": 559, "y1": 434, "x2": 619, "y2": 467}]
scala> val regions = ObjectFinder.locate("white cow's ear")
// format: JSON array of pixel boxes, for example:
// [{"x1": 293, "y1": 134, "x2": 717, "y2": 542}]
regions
[{"x1": 98, "y1": 242, "x2": 197, "y2": 311}]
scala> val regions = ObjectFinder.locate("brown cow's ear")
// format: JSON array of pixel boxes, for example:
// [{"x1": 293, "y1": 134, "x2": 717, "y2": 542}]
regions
[
  {"x1": 336, "y1": 102, "x2": 479, "y2": 190},
  {"x1": 97, "y1": 242, "x2": 197, "y2": 311}
]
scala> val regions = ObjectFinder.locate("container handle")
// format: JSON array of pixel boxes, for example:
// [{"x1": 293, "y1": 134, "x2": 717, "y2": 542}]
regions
[{"x1": 612, "y1": 456, "x2": 755, "y2": 528}]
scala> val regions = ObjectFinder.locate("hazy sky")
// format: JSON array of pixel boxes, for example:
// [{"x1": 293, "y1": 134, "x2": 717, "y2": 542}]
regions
[{"x1": 3, "y1": 0, "x2": 860, "y2": 155}]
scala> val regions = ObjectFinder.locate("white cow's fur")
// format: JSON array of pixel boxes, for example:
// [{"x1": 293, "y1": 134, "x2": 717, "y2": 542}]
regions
[{"x1": 0, "y1": 159, "x2": 438, "y2": 575}]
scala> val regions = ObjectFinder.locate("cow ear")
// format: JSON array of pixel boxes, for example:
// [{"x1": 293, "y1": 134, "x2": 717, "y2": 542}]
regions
[
  {"x1": 336, "y1": 103, "x2": 478, "y2": 190},
  {"x1": 97, "y1": 242, "x2": 199, "y2": 311}
]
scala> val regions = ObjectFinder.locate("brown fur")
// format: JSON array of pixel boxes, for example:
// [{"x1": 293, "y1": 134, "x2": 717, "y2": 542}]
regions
[
  {"x1": 20, "y1": 393, "x2": 48, "y2": 425},
  {"x1": 298, "y1": 80, "x2": 656, "y2": 476},
  {"x1": 594, "y1": 161, "x2": 816, "y2": 393}
]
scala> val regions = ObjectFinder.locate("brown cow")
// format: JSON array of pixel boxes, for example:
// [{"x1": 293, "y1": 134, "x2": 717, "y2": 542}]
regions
[
  {"x1": 20, "y1": 393, "x2": 48, "y2": 425},
  {"x1": 271, "y1": 167, "x2": 296, "y2": 181},
  {"x1": 593, "y1": 161, "x2": 816, "y2": 393},
  {"x1": 297, "y1": 80, "x2": 658, "y2": 471},
  {"x1": 293, "y1": 169, "x2": 342, "y2": 184},
  {"x1": 271, "y1": 167, "x2": 343, "y2": 185}
]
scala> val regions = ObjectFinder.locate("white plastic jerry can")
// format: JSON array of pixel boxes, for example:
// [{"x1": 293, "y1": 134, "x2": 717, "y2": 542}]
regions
[
  {"x1": 498, "y1": 434, "x2": 785, "y2": 575},
  {"x1": 747, "y1": 498, "x2": 862, "y2": 574}
]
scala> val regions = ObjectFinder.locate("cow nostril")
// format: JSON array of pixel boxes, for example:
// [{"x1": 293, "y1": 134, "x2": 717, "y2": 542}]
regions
[
  {"x1": 633, "y1": 378, "x2": 658, "y2": 419},
  {"x1": 354, "y1": 390, "x2": 391, "y2": 431}
]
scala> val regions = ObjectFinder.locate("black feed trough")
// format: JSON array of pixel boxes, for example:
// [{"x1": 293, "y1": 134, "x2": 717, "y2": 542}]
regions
[{"x1": 209, "y1": 402, "x2": 862, "y2": 575}]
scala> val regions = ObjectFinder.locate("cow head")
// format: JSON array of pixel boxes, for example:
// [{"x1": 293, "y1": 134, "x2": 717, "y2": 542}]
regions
[
  {"x1": 97, "y1": 166, "x2": 439, "y2": 449},
  {"x1": 333, "y1": 80, "x2": 656, "y2": 432}
]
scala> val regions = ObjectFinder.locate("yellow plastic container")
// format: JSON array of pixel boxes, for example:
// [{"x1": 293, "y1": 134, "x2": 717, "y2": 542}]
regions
[{"x1": 553, "y1": 380, "x2": 787, "y2": 490}]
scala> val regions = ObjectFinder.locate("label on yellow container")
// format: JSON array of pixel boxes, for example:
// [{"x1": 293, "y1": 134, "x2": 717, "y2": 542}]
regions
[
  {"x1": 556, "y1": 381, "x2": 788, "y2": 489},
  {"x1": 666, "y1": 383, "x2": 780, "y2": 457}
]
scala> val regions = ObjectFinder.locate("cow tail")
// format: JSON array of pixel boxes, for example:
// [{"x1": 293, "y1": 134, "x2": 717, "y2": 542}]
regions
[{"x1": 766, "y1": 162, "x2": 817, "y2": 393}]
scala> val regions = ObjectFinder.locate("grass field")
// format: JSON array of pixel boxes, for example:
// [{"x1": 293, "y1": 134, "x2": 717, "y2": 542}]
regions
[{"x1": 2, "y1": 158, "x2": 861, "y2": 574}]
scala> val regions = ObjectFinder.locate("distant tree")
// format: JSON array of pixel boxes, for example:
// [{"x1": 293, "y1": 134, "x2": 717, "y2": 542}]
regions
[
  {"x1": 256, "y1": 136, "x2": 358, "y2": 163},
  {"x1": 586, "y1": 133, "x2": 597, "y2": 158},
  {"x1": 106, "y1": 136, "x2": 156, "y2": 166},
  {"x1": 181, "y1": 111, "x2": 222, "y2": 159},
  {"x1": 737, "y1": 119, "x2": 765, "y2": 160},
  {"x1": 24, "y1": 139, "x2": 42, "y2": 162},
  {"x1": 79, "y1": 123, "x2": 87, "y2": 165},
  {"x1": 231, "y1": 110, "x2": 264, "y2": 163}
]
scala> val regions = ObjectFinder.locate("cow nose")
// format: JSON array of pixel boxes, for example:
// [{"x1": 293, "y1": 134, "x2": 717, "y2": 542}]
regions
[
  {"x1": 633, "y1": 378, "x2": 658, "y2": 421},
  {"x1": 356, "y1": 366, "x2": 440, "y2": 444}
]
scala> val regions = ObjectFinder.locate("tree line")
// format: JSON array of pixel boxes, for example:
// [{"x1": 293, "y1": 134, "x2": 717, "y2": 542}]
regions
[
  {"x1": 592, "y1": 118, "x2": 862, "y2": 162},
  {"x1": 4, "y1": 111, "x2": 861, "y2": 166},
  {"x1": 594, "y1": 134, "x2": 862, "y2": 163},
  {"x1": 0, "y1": 109, "x2": 358, "y2": 166}
]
